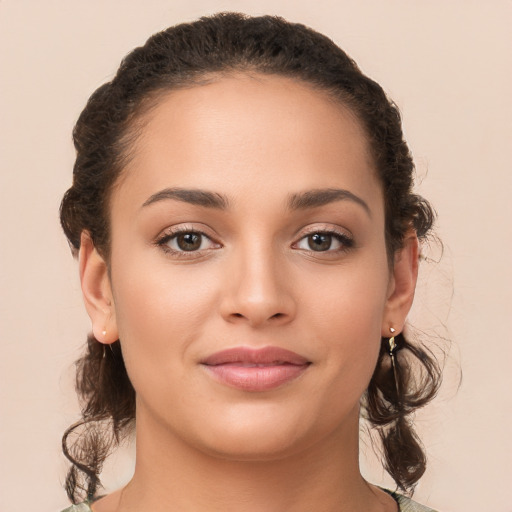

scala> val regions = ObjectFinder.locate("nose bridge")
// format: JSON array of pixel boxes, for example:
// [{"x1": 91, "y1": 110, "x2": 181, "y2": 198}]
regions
[{"x1": 221, "y1": 235, "x2": 294, "y2": 326}]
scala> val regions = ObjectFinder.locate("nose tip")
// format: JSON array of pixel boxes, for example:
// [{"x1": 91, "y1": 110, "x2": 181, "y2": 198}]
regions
[{"x1": 220, "y1": 261, "x2": 296, "y2": 327}]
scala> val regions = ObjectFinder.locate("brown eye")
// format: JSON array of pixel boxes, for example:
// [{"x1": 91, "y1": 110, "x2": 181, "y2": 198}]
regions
[
  {"x1": 157, "y1": 227, "x2": 222, "y2": 256},
  {"x1": 307, "y1": 233, "x2": 332, "y2": 251},
  {"x1": 175, "y1": 232, "x2": 203, "y2": 251},
  {"x1": 158, "y1": 229, "x2": 220, "y2": 254},
  {"x1": 294, "y1": 230, "x2": 353, "y2": 254}
]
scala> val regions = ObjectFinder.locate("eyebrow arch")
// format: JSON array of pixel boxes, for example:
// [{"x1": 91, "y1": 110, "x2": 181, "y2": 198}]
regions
[
  {"x1": 142, "y1": 187, "x2": 230, "y2": 209},
  {"x1": 288, "y1": 188, "x2": 371, "y2": 217}
]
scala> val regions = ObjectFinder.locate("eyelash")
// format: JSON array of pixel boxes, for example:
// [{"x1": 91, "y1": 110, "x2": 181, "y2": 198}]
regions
[
  {"x1": 293, "y1": 229, "x2": 354, "y2": 255},
  {"x1": 155, "y1": 226, "x2": 220, "y2": 258},
  {"x1": 155, "y1": 227, "x2": 354, "y2": 258}
]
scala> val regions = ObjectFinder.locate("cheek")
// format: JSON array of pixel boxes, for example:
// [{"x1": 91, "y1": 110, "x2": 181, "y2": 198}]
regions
[
  {"x1": 110, "y1": 254, "x2": 220, "y2": 385},
  {"x1": 303, "y1": 255, "x2": 389, "y2": 390}
]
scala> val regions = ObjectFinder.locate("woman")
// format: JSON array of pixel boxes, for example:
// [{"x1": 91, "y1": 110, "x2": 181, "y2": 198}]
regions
[{"x1": 60, "y1": 12, "x2": 441, "y2": 512}]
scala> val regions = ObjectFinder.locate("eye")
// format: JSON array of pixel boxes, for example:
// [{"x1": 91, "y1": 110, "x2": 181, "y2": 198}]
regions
[
  {"x1": 157, "y1": 229, "x2": 220, "y2": 254},
  {"x1": 294, "y1": 231, "x2": 353, "y2": 252}
]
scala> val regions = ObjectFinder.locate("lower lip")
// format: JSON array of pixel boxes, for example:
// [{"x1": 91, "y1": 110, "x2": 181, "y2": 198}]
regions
[{"x1": 202, "y1": 363, "x2": 310, "y2": 391}]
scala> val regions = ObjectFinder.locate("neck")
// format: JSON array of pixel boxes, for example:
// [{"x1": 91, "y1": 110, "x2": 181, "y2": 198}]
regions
[{"x1": 110, "y1": 405, "x2": 389, "y2": 512}]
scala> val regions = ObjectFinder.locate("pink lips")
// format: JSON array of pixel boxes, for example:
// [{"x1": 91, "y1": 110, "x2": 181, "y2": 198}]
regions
[{"x1": 201, "y1": 347, "x2": 311, "y2": 391}]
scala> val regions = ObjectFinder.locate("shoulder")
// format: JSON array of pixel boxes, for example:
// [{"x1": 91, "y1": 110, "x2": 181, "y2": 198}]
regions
[
  {"x1": 60, "y1": 503, "x2": 92, "y2": 512},
  {"x1": 386, "y1": 490, "x2": 439, "y2": 512}
]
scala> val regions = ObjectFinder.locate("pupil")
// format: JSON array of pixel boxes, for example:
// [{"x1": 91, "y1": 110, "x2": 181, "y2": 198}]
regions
[
  {"x1": 308, "y1": 233, "x2": 331, "y2": 251},
  {"x1": 177, "y1": 233, "x2": 201, "y2": 251}
]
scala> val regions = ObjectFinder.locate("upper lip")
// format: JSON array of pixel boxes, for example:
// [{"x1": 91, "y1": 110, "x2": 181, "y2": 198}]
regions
[{"x1": 201, "y1": 346, "x2": 310, "y2": 366}]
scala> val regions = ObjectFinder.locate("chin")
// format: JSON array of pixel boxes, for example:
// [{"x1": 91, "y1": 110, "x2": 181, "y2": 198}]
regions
[{"x1": 186, "y1": 404, "x2": 324, "y2": 462}]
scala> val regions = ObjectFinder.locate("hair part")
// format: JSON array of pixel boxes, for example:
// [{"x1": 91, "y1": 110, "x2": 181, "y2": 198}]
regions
[{"x1": 60, "y1": 12, "x2": 441, "y2": 502}]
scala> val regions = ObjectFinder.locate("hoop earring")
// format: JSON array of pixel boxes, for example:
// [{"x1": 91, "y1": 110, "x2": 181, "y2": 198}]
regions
[{"x1": 388, "y1": 328, "x2": 400, "y2": 398}]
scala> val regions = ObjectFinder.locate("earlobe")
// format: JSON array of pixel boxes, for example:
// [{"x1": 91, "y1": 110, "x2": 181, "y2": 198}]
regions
[
  {"x1": 79, "y1": 231, "x2": 118, "y2": 344},
  {"x1": 382, "y1": 232, "x2": 419, "y2": 336}
]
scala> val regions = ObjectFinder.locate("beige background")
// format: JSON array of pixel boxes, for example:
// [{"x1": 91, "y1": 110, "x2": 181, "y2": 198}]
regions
[{"x1": 1, "y1": 1, "x2": 511, "y2": 511}]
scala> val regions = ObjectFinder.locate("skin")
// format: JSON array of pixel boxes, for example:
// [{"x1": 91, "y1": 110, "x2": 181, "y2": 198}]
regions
[{"x1": 80, "y1": 74, "x2": 418, "y2": 511}]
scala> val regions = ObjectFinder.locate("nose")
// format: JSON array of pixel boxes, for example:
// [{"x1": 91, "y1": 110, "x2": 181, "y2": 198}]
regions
[{"x1": 219, "y1": 242, "x2": 296, "y2": 328}]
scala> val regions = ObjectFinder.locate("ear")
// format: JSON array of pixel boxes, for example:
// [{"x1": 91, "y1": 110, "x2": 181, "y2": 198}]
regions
[
  {"x1": 382, "y1": 231, "x2": 419, "y2": 336},
  {"x1": 79, "y1": 231, "x2": 118, "y2": 344}
]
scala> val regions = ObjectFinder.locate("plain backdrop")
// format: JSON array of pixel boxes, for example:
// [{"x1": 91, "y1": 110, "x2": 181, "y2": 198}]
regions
[{"x1": 1, "y1": 1, "x2": 511, "y2": 511}]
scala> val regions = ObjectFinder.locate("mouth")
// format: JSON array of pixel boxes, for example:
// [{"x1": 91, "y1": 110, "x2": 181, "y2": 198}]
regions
[{"x1": 200, "y1": 346, "x2": 311, "y2": 392}]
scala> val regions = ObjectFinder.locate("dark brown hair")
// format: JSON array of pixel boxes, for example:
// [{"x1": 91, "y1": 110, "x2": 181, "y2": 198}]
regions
[{"x1": 60, "y1": 12, "x2": 441, "y2": 503}]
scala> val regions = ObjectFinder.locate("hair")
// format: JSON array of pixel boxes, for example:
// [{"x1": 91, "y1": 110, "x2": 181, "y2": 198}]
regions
[{"x1": 60, "y1": 12, "x2": 441, "y2": 503}]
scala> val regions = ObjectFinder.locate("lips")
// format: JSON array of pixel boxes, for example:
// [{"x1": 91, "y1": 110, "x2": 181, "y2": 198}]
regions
[{"x1": 201, "y1": 346, "x2": 311, "y2": 391}]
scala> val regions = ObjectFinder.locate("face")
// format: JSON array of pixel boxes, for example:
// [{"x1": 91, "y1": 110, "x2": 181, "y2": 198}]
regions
[{"x1": 83, "y1": 74, "x2": 415, "y2": 460}]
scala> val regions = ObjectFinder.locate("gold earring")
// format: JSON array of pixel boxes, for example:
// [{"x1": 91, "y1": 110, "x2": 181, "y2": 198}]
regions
[{"x1": 388, "y1": 327, "x2": 400, "y2": 398}]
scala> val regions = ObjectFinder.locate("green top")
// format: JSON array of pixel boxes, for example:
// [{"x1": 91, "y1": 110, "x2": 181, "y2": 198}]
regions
[{"x1": 61, "y1": 490, "x2": 438, "y2": 511}]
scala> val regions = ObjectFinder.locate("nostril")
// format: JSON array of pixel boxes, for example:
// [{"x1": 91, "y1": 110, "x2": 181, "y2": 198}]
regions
[{"x1": 229, "y1": 311, "x2": 286, "y2": 322}]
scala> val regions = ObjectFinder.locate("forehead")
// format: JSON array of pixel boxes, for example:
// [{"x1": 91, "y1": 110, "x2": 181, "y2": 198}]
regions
[{"x1": 113, "y1": 74, "x2": 382, "y2": 214}]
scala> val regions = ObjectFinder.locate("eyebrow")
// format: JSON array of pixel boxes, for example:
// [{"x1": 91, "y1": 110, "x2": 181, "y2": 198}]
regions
[
  {"x1": 142, "y1": 187, "x2": 229, "y2": 209},
  {"x1": 141, "y1": 186, "x2": 370, "y2": 216},
  {"x1": 288, "y1": 188, "x2": 371, "y2": 216}
]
